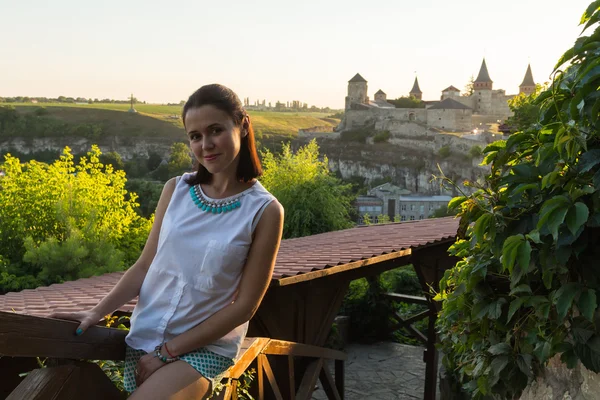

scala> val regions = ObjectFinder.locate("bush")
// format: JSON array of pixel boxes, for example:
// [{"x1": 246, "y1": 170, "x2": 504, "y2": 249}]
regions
[
  {"x1": 373, "y1": 131, "x2": 391, "y2": 143},
  {"x1": 0, "y1": 146, "x2": 152, "y2": 292},
  {"x1": 339, "y1": 266, "x2": 426, "y2": 344},
  {"x1": 437, "y1": 5, "x2": 600, "y2": 397},
  {"x1": 437, "y1": 145, "x2": 451, "y2": 158},
  {"x1": 340, "y1": 128, "x2": 373, "y2": 143},
  {"x1": 468, "y1": 145, "x2": 482, "y2": 158}
]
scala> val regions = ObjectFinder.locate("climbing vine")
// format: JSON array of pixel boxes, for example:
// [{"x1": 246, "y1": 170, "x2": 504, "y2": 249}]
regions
[{"x1": 437, "y1": 2, "x2": 600, "y2": 398}]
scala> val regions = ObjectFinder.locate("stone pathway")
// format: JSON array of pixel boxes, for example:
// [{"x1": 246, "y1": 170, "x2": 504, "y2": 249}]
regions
[{"x1": 312, "y1": 342, "x2": 429, "y2": 400}]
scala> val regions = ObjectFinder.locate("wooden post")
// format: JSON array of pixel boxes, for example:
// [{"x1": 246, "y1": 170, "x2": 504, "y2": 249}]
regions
[
  {"x1": 423, "y1": 311, "x2": 438, "y2": 400},
  {"x1": 335, "y1": 359, "x2": 344, "y2": 400}
]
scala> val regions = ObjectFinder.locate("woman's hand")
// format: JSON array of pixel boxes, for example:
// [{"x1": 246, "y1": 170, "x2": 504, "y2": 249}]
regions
[
  {"x1": 48, "y1": 309, "x2": 104, "y2": 336},
  {"x1": 135, "y1": 353, "x2": 166, "y2": 386}
]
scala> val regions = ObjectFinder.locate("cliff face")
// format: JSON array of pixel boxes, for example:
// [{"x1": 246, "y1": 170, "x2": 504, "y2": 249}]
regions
[
  {"x1": 313, "y1": 139, "x2": 486, "y2": 196},
  {"x1": 0, "y1": 136, "x2": 178, "y2": 160},
  {"x1": 1, "y1": 136, "x2": 487, "y2": 196}
]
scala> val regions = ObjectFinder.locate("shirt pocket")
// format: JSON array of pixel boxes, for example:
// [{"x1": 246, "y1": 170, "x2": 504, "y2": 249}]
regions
[{"x1": 194, "y1": 239, "x2": 249, "y2": 292}]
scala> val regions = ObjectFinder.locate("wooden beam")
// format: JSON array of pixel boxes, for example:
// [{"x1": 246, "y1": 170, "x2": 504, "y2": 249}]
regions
[
  {"x1": 319, "y1": 365, "x2": 341, "y2": 400},
  {"x1": 7, "y1": 361, "x2": 124, "y2": 400},
  {"x1": 288, "y1": 356, "x2": 295, "y2": 400},
  {"x1": 315, "y1": 281, "x2": 350, "y2": 346},
  {"x1": 401, "y1": 309, "x2": 432, "y2": 326},
  {"x1": 335, "y1": 360, "x2": 344, "y2": 400},
  {"x1": 384, "y1": 293, "x2": 429, "y2": 305},
  {"x1": 274, "y1": 249, "x2": 412, "y2": 287},
  {"x1": 260, "y1": 354, "x2": 283, "y2": 400},
  {"x1": 223, "y1": 338, "x2": 269, "y2": 379},
  {"x1": 295, "y1": 358, "x2": 323, "y2": 400},
  {"x1": 263, "y1": 340, "x2": 346, "y2": 361},
  {"x1": 257, "y1": 353, "x2": 264, "y2": 400},
  {"x1": 0, "y1": 311, "x2": 126, "y2": 360}
]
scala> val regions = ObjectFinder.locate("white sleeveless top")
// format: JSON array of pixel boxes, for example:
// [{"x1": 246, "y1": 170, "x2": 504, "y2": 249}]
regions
[{"x1": 125, "y1": 173, "x2": 276, "y2": 359}]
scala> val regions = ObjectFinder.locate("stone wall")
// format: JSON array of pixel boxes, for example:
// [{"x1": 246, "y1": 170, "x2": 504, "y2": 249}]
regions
[
  {"x1": 519, "y1": 356, "x2": 600, "y2": 400},
  {"x1": 427, "y1": 109, "x2": 472, "y2": 132}
]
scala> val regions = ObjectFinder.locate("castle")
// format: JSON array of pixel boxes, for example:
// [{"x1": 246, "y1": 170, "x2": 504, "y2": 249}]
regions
[{"x1": 340, "y1": 59, "x2": 536, "y2": 133}]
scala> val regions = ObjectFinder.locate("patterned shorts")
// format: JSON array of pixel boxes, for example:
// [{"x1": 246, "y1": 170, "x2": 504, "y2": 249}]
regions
[{"x1": 123, "y1": 346, "x2": 234, "y2": 393}]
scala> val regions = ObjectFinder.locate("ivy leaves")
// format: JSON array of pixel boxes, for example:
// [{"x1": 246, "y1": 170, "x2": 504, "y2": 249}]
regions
[{"x1": 437, "y1": 2, "x2": 600, "y2": 398}]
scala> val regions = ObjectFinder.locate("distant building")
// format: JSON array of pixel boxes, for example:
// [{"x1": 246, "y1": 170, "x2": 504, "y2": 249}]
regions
[{"x1": 355, "y1": 183, "x2": 452, "y2": 224}]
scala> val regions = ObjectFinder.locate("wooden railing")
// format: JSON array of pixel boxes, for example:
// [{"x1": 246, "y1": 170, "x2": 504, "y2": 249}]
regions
[
  {"x1": 0, "y1": 311, "x2": 345, "y2": 399},
  {"x1": 220, "y1": 338, "x2": 346, "y2": 400}
]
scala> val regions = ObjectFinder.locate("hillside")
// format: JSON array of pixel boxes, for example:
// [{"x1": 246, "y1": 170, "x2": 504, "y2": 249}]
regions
[{"x1": 2, "y1": 103, "x2": 339, "y2": 140}]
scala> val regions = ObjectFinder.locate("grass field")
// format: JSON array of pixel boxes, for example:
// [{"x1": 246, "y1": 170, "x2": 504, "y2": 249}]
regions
[{"x1": 7, "y1": 103, "x2": 340, "y2": 138}]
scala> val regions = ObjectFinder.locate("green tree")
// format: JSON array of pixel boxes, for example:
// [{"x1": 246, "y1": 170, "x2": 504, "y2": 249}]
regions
[
  {"x1": 437, "y1": 3, "x2": 600, "y2": 398},
  {"x1": 0, "y1": 105, "x2": 18, "y2": 133},
  {"x1": 505, "y1": 84, "x2": 545, "y2": 133},
  {"x1": 261, "y1": 140, "x2": 354, "y2": 238},
  {"x1": 463, "y1": 74, "x2": 475, "y2": 97},
  {"x1": 167, "y1": 142, "x2": 192, "y2": 176},
  {"x1": 388, "y1": 96, "x2": 426, "y2": 109},
  {"x1": 0, "y1": 146, "x2": 152, "y2": 292},
  {"x1": 100, "y1": 151, "x2": 124, "y2": 171}
]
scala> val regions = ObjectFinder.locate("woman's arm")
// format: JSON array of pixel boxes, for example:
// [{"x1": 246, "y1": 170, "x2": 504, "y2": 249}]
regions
[
  {"x1": 166, "y1": 200, "x2": 284, "y2": 357},
  {"x1": 49, "y1": 177, "x2": 177, "y2": 333}
]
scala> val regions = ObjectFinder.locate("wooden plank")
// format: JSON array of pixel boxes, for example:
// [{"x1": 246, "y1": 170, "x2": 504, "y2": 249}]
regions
[
  {"x1": 402, "y1": 309, "x2": 432, "y2": 325},
  {"x1": 0, "y1": 356, "x2": 40, "y2": 399},
  {"x1": 390, "y1": 320, "x2": 427, "y2": 344},
  {"x1": 260, "y1": 354, "x2": 283, "y2": 400},
  {"x1": 335, "y1": 360, "x2": 344, "y2": 400},
  {"x1": 230, "y1": 380, "x2": 238, "y2": 400},
  {"x1": 295, "y1": 358, "x2": 323, "y2": 400},
  {"x1": 223, "y1": 380, "x2": 235, "y2": 400},
  {"x1": 288, "y1": 355, "x2": 295, "y2": 400},
  {"x1": 384, "y1": 293, "x2": 429, "y2": 305},
  {"x1": 319, "y1": 365, "x2": 341, "y2": 400},
  {"x1": 223, "y1": 338, "x2": 269, "y2": 379},
  {"x1": 274, "y1": 250, "x2": 412, "y2": 287},
  {"x1": 0, "y1": 311, "x2": 127, "y2": 360},
  {"x1": 263, "y1": 340, "x2": 346, "y2": 361},
  {"x1": 315, "y1": 280, "x2": 350, "y2": 346},
  {"x1": 7, "y1": 361, "x2": 123, "y2": 400},
  {"x1": 257, "y1": 353, "x2": 264, "y2": 400}
]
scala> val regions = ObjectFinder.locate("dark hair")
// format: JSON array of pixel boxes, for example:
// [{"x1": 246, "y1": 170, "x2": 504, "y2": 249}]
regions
[{"x1": 182, "y1": 84, "x2": 262, "y2": 186}]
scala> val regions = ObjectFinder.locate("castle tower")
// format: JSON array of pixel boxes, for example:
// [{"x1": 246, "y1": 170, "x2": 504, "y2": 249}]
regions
[
  {"x1": 473, "y1": 58, "x2": 493, "y2": 114},
  {"x1": 345, "y1": 73, "x2": 369, "y2": 110},
  {"x1": 374, "y1": 89, "x2": 387, "y2": 102},
  {"x1": 519, "y1": 64, "x2": 536, "y2": 96},
  {"x1": 409, "y1": 77, "x2": 422, "y2": 100}
]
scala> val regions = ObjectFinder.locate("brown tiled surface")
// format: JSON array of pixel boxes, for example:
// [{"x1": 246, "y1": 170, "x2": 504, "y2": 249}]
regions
[{"x1": 0, "y1": 217, "x2": 458, "y2": 317}]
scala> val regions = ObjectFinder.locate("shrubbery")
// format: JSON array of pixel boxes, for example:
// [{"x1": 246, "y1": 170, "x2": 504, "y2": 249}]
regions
[{"x1": 0, "y1": 146, "x2": 152, "y2": 293}]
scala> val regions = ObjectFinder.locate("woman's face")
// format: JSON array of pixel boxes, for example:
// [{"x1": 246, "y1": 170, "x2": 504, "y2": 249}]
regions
[{"x1": 184, "y1": 105, "x2": 245, "y2": 177}]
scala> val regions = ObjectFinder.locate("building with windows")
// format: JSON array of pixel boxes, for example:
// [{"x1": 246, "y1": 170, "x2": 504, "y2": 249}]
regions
[{"x1": 355, "y1": 183, "x2": 452, "y2": 224}]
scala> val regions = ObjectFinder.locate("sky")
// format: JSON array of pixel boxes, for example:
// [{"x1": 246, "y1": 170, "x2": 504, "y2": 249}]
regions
[{"x1": 0, "y1": 0, "x2": 592, "y2": 109}]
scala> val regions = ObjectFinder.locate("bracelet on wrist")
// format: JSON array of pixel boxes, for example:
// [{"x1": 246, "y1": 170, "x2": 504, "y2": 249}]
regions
[
  {"x1": 154, "y1": 344, "x2": 179, "y2": 363},
  {"x1": 164, "y1": 342, "x2": 176, "y2": 358}
]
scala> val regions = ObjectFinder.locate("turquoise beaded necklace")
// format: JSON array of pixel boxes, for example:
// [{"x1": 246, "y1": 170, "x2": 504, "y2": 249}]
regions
[{"x1": 189, "y1": 184, "x2": 242, "y2": 214}]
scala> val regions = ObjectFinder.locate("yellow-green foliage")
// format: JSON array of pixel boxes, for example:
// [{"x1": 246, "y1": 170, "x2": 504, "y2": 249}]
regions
[
  {"x1": 0, "y1": 145, "x2": 151, "y2": 292},
  {"x1": 261, "y1": 139, "x2": 354, "y2": 238}
]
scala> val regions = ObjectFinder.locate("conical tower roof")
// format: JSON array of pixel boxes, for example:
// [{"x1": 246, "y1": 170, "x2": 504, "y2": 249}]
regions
[
  {"x1": 410, "y1": 77, "x2": 422, "y2": 94},
  {"x1": 375, "y1": 89, "x2": 386, "y2": 95},
  {"x1": 348, "y1": 73, "x2": 367, "y2": 83},
  {"x1": 475, "y1": 59, "x2": 493, "y2": 83},
  {"x1": 519, "y1": 64, "x2": 535, "y2": 87}
]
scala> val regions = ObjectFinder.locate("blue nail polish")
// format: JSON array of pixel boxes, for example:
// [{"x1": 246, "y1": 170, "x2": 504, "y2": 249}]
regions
[{"x1": 76, "y1": 328, "x2": 83, "y2": 336}]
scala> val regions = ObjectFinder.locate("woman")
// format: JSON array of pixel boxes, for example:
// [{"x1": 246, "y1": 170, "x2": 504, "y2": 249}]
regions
[{"x1": 51, "y1": 84, "x2": 284, "y2": 399}]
